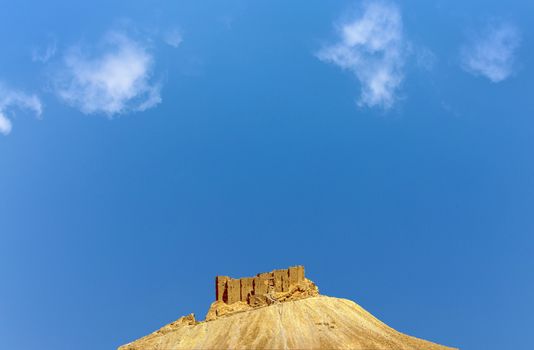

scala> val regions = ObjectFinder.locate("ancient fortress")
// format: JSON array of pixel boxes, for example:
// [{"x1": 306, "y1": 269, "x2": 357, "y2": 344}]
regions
[
  {"x1": 206, "y1": 265, "x2": 317, "y2": 320},
  {"x1": 215, "y1": 266, "x2": 305, "y2": 305},
  {"x1": 119, "y1": 265, "x2": 456, "y2": 350}
]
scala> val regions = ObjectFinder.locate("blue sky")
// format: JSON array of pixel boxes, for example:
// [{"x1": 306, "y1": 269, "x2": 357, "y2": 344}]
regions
[{"x1": 1, "y1": 1, "x2": 533, "y2": 349}]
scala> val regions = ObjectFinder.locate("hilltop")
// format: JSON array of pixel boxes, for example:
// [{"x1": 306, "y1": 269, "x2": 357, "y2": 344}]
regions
[{"x1": 119, "y1": 266, "x2": 456, "y2": 350}]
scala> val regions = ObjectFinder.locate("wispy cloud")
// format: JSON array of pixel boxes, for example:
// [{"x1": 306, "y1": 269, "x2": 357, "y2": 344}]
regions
[
  {"x1": 163, "y1": 29, "x2": 183, "y2": 48},
  {"x1": 0, "y1": 84, "x2": 42, "y2": 135},
  {"x1": 54, "y1": 32, "x2": 161, "y2": 116},
  {"x1": 461, "y1": 21, "x2": 521, "y2": 83},
  {"x1": 32, "y1": 38, "x2": 57, "y2": 63},
  {"x1": 317, "y1": 1, "x2": 407, "y2": 109},
  {"x1": 414, "y1": 46, "x2": 437, "y2": 71}
]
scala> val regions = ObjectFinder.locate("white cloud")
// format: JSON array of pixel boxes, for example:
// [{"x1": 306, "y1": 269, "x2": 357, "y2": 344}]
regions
[
  {"x1": 0, "y1": 113, "x2": 12, "y2": 135},
  {"x1": 55, "y1": 32, "x2": 161, "y2": 116},
  {"x1": 164, "y1": 29, "x2": 183, "y2": 48},
  {"x1": 317, "y1": 1, "x2": 406, "y2": 109},
  {"x1": 0, "y1": 85, "x2": 43, "y2": 136},
  {"x1": 461, "y1": 22, "x2": 521, "y2": 82}
]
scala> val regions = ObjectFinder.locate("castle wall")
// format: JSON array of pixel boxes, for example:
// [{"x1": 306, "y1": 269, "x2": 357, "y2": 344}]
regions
[
  {"x1": 273, "y1": 269, "x2": 287, "y2": 292},
  {"x1": 288, "y1": 266, "x2": 301, "y2": 285},
  {"x1": 254, "y1": 276, "x2": 268, "y2": 296},
  {"x1": 241, "y1": 277, "x2": 254, "y2": 302},
  {"x1": 227, "y1": 279, "x2": 241, "y2": 304},
  {"x1": 215, "y1": 276, "x2": 229, "y2": 302},
  {"x1": 215, "y1": 266, "x2": 305, "y2": 305},
  {"x1": 258, "y1": 272, "x2": 273, "y2": 279},
  {"x1": 298, "y1": 266, "x2": 305, "y2": 282}
]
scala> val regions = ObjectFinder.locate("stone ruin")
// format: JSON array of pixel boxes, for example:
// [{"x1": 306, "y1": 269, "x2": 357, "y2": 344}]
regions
[
  {"x1": 216, "y1": 265, "x2": 305, "y2": 305},
  {"x1": 206, "y1": 265, "x2": 318, "y2": 320}
]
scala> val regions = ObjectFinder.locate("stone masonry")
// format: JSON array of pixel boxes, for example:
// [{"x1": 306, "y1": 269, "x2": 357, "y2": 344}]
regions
[{"x1": 215, "y1": 266, "x2": 305, "y2": 305}]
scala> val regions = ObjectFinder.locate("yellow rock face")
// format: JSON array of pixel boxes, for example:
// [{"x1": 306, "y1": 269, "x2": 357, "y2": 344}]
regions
[{"x1": 119, "y1": 296, "x2": 456, "y2": 350}]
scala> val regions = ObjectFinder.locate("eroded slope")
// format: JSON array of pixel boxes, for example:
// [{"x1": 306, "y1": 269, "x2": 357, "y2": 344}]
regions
[{"x1": 119, "y1": 296, "x2": 456, "y2": 350}]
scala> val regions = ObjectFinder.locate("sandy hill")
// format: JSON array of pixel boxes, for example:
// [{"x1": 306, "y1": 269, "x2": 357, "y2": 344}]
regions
[{"x1": 119, "y1": 266, "x2": 456, "y2": 350}]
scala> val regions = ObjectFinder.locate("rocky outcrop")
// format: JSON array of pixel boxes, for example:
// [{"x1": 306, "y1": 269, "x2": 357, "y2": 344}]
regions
[{"x1": 118, "y1": 266, "x2": 456, "y2": 350}]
